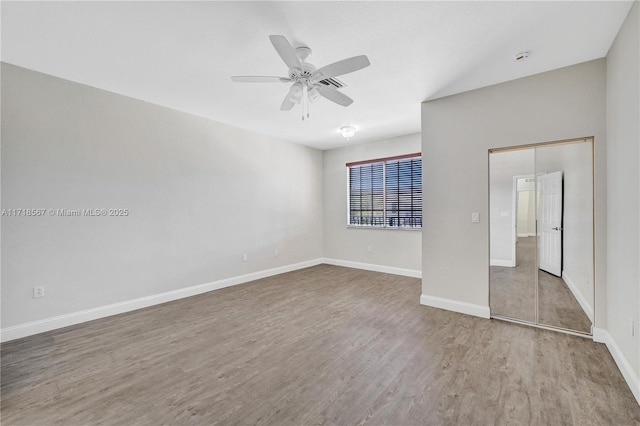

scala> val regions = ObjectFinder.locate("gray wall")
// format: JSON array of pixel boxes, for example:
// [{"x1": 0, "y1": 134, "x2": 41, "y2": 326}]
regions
[
  {"x1": 421, "y1": 59, "x2": 606, "y2": 321},
  {"x1": 323, "y1": 133, "x2": 421, "y2": 273},
  {"x1": 606, "y1": 2, "x2": 640, "y2": 378},
  {"x1": 1, "y1": 63, "x2": 324, "y2": 328}
]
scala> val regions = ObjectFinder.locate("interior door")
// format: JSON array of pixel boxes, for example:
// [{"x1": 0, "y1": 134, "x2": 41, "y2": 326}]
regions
[{"x1": 538, "y1": 171, "x2": 563, "y2": 276}]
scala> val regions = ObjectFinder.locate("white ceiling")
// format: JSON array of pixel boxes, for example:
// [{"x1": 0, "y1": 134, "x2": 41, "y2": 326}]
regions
[{"x1": 1, "y1": 1, "x2": 633, "y2": 150}]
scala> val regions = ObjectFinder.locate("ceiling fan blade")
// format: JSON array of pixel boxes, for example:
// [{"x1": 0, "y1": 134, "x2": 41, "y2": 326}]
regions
[
  {"x1": 231, "y1": 76, "x2": 291, "y2": 83},
  {"x1": 316, "y1": 85, "x2": 353, "y2": 107},
  {"x1": 312, "y1": 55, "x2": 370, "y2": 81},
  {"x1": 269, "y1": 35, "x2": 301, "y2": 70}
]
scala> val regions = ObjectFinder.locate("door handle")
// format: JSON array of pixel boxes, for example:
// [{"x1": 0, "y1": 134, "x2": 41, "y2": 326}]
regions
[{"x1": 552, "y1": 227, "x2": 563, "y2": 231}]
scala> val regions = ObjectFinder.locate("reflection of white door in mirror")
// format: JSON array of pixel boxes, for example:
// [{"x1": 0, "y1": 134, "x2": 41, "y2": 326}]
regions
[{"x1": 538, "y1": 171, "x2": 563, "y2": 276}]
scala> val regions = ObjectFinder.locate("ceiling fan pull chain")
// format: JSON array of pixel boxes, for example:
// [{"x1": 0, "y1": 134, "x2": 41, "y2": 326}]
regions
[{"x1": 302, "y1": 85, "x2": 307, "y2": 121}]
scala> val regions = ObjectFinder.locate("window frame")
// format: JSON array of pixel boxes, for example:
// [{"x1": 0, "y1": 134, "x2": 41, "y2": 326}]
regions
[{"x1": 346, "y1": 153, "x2": 422, "y2": 230}]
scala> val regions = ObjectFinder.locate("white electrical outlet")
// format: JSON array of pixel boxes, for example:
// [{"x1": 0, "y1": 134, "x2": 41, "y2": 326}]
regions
[
  {"x1": 471, "y1": 212, "x2": 480, "y2": 223},
  {"x1": 242, "y1": 253, "x2": 248, "y2": 262},
  {"x1": 367, "y1": 245, "x2": 372, "y2": 253},
  {"x1": 274, "y1": 249, "x2": 279, "y2": 257},
  {"x1": 33, "y1": 286, "x2": 45, "y2": 298}
]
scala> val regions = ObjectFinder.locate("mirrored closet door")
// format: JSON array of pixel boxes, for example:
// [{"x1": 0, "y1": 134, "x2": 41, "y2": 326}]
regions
[{"x1": 489, "y1": 138, "x2": 594, "y2": 334}]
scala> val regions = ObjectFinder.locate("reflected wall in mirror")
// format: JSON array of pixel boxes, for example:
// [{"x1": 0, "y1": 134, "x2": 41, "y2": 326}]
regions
[
  {"x1": 489, "y1": 150, "x2": 536, "y2": 323},
  {"x1": 489, "y1": 138, "x2": 594, "y2": 334}
]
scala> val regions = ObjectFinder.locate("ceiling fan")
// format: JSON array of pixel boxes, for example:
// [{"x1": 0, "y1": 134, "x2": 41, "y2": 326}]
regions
[{"x1": 231, "y1": 35, "x2": 370, "y2": 120}]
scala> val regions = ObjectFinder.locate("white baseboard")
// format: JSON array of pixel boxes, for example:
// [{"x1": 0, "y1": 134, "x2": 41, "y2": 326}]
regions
[
  {"x1": 420, "y1": 294, "x2": 491, "y2": 319},
  {"x1": 322, "y1": 258, "x2": 421, "y2": 278},
  {"x1": 490, "y1": 258, "x2": 515, "y2": 267},
  {"x1": 562, "y1": 271, "x2": 594, "y2": 322},
  {"x1": 593, "y1": 327, "x2": 640, "y2": 405},
  {"x1": 592, "y1": 327, "x2": 608, "y2": 343},
  {"x1": 1, "y1": 258, "x2": 323, "y2": 342}
]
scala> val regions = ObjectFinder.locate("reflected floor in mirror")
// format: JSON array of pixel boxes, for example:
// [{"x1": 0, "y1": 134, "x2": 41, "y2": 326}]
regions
[{"x1": 490, "y1": 237, "x2": 592, "y2": 333}]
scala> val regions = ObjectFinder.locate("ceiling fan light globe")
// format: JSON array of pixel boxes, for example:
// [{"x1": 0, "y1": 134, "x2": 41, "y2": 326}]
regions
[
  {"x1": 289, "y1": 82, "x2": 303, "y2": 100},
  {"x1": 308, "y1": 87, "x2": 320, "y2": 102}
]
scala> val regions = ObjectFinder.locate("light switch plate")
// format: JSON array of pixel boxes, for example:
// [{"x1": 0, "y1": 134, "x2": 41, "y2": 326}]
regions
[{"x1": 471, "y1": 212, "x2": 480, "y2": 223}]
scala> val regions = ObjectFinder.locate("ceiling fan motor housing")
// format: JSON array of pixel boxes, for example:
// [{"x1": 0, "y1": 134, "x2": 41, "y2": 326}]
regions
[
  {"x1": 289, "y1": 63, "x2": 318, "y2": 86},
  {"x1": 295, "y1": 46, "x2": 312, "y2": 61}
]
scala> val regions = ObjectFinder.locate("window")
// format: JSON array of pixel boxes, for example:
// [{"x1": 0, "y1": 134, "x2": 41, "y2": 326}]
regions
[{"x1": 347, "y1": 153, "x2": 422, "y2": 228}]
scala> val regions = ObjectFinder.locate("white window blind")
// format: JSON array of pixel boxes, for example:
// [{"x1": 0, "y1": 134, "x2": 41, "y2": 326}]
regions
[{"x1": 347, "y1": 153, "x2": 422, "y2": 228}]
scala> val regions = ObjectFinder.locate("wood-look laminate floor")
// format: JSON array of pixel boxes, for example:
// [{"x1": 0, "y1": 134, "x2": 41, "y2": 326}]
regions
[
  {"x1": 490, "y1": 237, "x2": 592, "y2": 333},
  {"x1": 2, "y1": 265, "x2": 638, "y2": 425}
]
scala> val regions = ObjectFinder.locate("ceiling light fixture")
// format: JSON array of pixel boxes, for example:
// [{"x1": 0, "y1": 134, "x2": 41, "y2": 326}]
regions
[
  {"x1": 514, "y1": 51, "x2": 530, "y2": 62},
  {"x1": 341, "y1": 126, "x2": 357, "y2": 140}
]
